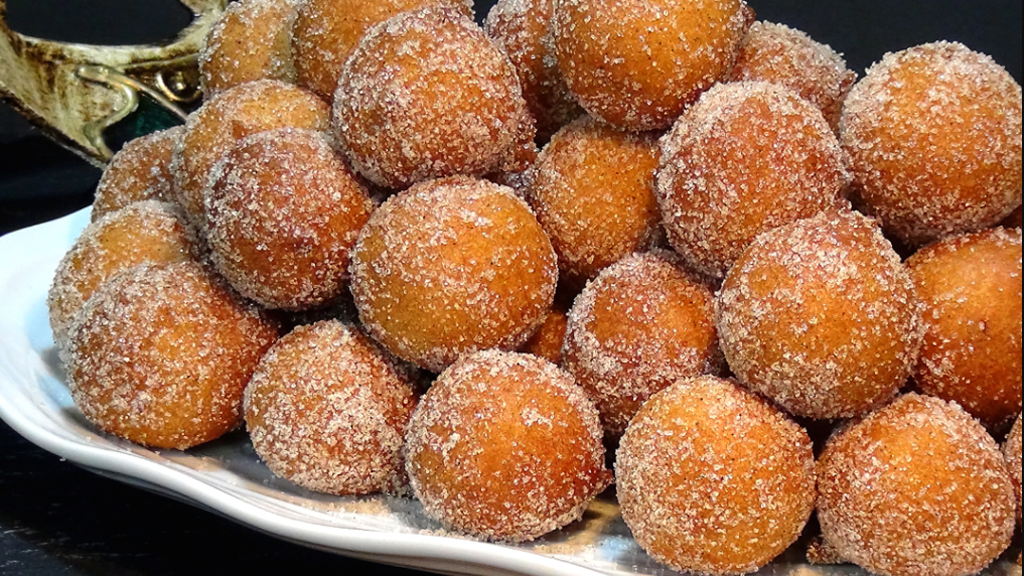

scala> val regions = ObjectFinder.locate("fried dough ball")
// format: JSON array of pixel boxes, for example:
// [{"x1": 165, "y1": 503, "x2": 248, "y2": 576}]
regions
[
  {"x1": 818, "y1": 394, "x2": 1017, "y2": 576},
  {"x1": 1006, "y1": 415, "x2": 1023, "y2": 524},
  {"x1": 172, "y1": 80, "x2": 331, "y2": 230},
  {"x1": 729, "y1": 21, "x2": 856, "y2": 131},
  {"x1": 199, "y1": 0, "x2": 299, "y2": 97},
  {"x1": 717, "y1": 211, "x2": 924, "y2": 420},
  {"x1": 485, "y1": 0, "x2": 583, "y2": 142},
  {"x1": 48, "y1": 201, "x2": 199, "y2": 347},
  {"x1": 245, "y1": 321, "x2": 418, "y2": 495},
  {"x1": 552, "y1": 0, "x2": 752, "y2": 131},
  {"x1": 405, "y1": 350, "x2": 612, "y2": 542},
  {"x1": 1004, "y1": 205, "x2": 1022, "y2": 230},
  {"x1": 292, "y1": 0, "x2": 472, "y2": 104},
  {"x1": 907, "y1": 228, "x2": 1022, "y2": 428},
  {"x1": 93, "y1": 127, "x2": 181, "y2": 221},
  {"x1": 205, "y1": 128, "x2": 374, "y2": 311},
  {"x1": 617, "y1": 376, "x2": 816, "y2": 575},
  {"x1": 351, "y1": 176, "x2": 558, "y2": 373},
  {"x1": 65, "y1": 262, "x2": 278, "y2": 450},
  {"x1": 841, "y1": 42, "x2": 1023, "y2": 247},
  {"x1": 564, "y1": 252, "x2": 720, "y2": 436},
  {"x1": 518, "y1": 304, "x2": 568, "y2": 365},
  {"x1": 526, "y1": 117, "x2": 662, "y2": 288},
  {"x1": 657, "y1": 81, "x2": 851, "y2": 279},
  {"x1": 334, "y1": 8, "x2": 535, "y2": 190}
]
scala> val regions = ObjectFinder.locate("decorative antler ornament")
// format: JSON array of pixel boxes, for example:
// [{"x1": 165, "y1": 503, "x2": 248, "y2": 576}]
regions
[{"x1": 0, "y1": 0, "x2": 225, "y2": 166}]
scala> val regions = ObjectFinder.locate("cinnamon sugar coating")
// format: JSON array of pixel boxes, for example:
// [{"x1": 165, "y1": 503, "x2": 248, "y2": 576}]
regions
[
  {"x1": 527, "y1": 117, "x2": 662, "y2": 288},
  {"x1": 907, "y1": 228, "x2": 1022, "y2": 428},
  {"x1": 818, "y1": 394, "x2": 1017, "y2": 576},
  {"x1": 245, "y1": 321, "x2": 419, "y2": 496},
  {"x1": 657, "y1": 81, "x2": 851, "y2": 279},
  {"x1": 93, "y1": 128, "x2": 181, "y2": 221},
  {"x1": 405, "y1": 351, "x2": 612, "y2": 542},
  {"x1": 485, "y1": 0, "x2": 584, "y2": 142},
  {"x1": 292, "y1": 0, "x2": 472, "y2": 103},
  {"x1": 333, "y1": 7, "x2": 535, "y2": 189},
  {"x1": 617, "y1": 376, "x2": 816, "y2": 575},
  {"x1": 205, "y1": 128, "x2": 374, "y2": 311},
  {"x1": 350, "y1": 176, "x2": 557, "y2": 373},
  {"x1": 65, "y1": 262, "x2": 278, "y2": 451},
  {"x1": 199, "y1": 0, "x2": 300, "y2": 97},
  {"x1": 1006, "y1": 415, "x2": 1023, "y2": 525},
  {"x1": 552, "y1": 0, "x2": 753, "y2": 131},
  {"x1": 48, "y1": 201, "x2": 200, "y2": 348},
  {"x1": 729, "y1": 21, "x2": 856, "y2": 131},
  {"x1": 172, "y1": 80, "x2": 331, "y2": 231},
  {"x1": 564, "y1": 252, "x2": 721, "y2": 436},
  {"x1": 717, "y1": 211, "x2": 924, "y2": 420},
  {"x1": 841, "y1": 42, "x2": 1023, "y2": 247}
]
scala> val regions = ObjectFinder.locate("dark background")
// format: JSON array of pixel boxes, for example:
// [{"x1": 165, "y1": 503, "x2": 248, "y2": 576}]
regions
[{"x1": 0, "y1": 1, "x2": 1020, "y2": 575}]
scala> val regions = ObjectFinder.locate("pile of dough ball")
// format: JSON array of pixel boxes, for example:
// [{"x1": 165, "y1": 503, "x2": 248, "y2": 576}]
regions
[{"x1": 48, "y1": 0, "x2": 1022, "y2": 573}]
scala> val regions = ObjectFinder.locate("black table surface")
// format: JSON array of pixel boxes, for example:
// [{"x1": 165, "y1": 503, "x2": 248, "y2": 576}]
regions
[{"x1": 1, "y1": 1, "x2": 1020, "y2": 575}]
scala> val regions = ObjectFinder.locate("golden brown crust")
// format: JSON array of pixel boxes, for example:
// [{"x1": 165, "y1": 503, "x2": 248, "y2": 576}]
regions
[
  {"x1": 333, "y1": 7, "x2": 535, "y2": 189},
  {"x1": 350, "y1": 176, "x2": 558, "y2": 372},
  {"x1": 205, "y1": 128, "x2": 374, "y2": 310},
  {"x1": 65, "y1": 262, "x2": 278, "y2": 451},
  {"x1": 907, "y1": 227, "x2": 1022, "y2": 428},
  {"x1": 245, "y1": 321, "x2": 418, "y2": 495},
  {"x1": 841, "y1": 42, "x2": 1023, "y2": 246},
  {"x1": 405, "y1": 350, "x2": 611, "y2": 542},
  {"x1": 717, "y1": 210, "x2": 924, "y2": 420},
  {"x1": 527, "y1": 116, "x2": 662, "y2": 288},
  {"x1": 93, "y1": 128, "x2": 182, "y2": 221},
  {"x1": 617, "y1": 376, "x2": 816, "y2": 575},
  {"x1": 553, "y1": 0, "x2": 752, "y2": 130},
  {"x1": 818, "y1": 394, "x2": 1017, "y2": 576}
]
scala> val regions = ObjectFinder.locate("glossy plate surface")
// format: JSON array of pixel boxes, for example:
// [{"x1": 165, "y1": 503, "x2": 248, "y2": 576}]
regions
[{"x1": 0, "y1": 209, "x2": 1019, "y2": 576}]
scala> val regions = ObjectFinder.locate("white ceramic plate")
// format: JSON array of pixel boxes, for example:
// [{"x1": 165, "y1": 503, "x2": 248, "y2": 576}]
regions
[{"x1": 0, "y1": 209, "x2": 1019, "y2": 576}]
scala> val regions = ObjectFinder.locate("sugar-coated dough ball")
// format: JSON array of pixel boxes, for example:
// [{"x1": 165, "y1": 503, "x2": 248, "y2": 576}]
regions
[
  {"x1": 351, "y1": 176, "x2": 557, "y2": 372},
  {"x1": 729, "y1": 21, "x2": 856, "y2": 131},
  {"x1": 818, "y1": 394, "x2": 1017, "y2": 576},
  {"x1": 333, "y1": 7, "x2": 535, "y2": 189},
  {"x1": 717, "y1": 210, "x2": 924, "y2": 420},
  {"x1": 245, "y1": 321, "x2": 419, "y2": 495},
  {"x1": 199, "y1": 0, "x2": 299, "y2": 97},
  {"x1": 553, "y1": 0, "x2": 753, "y2": 130},
  {"x1": 907, "y1": 227, "x2": 1022, "y2": 428},
  {"x1": 526, "y1": 117, "x2": 662, "y2": 288},
  {"x1": 405, "y1": 351, "x2": 612, "y2": 542},
  {"x1": 292, "y1": 0, "x2": 472, "y2": 103},
  {"x1": 841, "y1": 42, "x2": 1023, "y2": 246},
  {"x1": 48, "y1": 201, "x2": 199, "y2": 348},
  {"x1": 485, "y1": 0, "x2": 583, "y2": 141},
  {"x1": 658, "y1": 81, "x2": 851, "y2": 279},
  {"x1": 564, "y1": 252, "x2": 720, "y2": 436},
  {"x1": 617, "y1": 376, "x2": 816, "y2": 575},
  {"x1": 65, "y1": 262, "x2": 278, "y2": 450},
  {"x1": 205, "y1": 128, "x2": 375, "y2": 311},
  {"x1": 93, "y1": 128, "x2": 181, "y2": 221},
  {"x1": 1006, "y1": 415, "x2": 1023, "y2": 525},
  {"x1": 172, "y1": 80, "x2": 330, "y2": 231}
]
